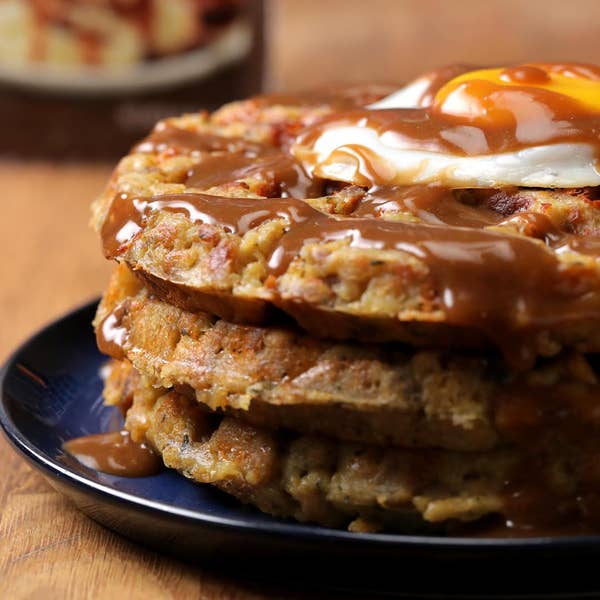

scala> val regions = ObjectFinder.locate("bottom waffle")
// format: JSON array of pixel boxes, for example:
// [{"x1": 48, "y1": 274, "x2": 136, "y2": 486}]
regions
[{"x1": 106, "y1": 359, "x2": 600, "y2": 535}]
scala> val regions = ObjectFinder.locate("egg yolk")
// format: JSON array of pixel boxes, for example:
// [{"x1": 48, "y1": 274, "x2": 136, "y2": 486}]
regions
[{"x1": 433, "y1": 63, "x2": 600, "y2": 125}]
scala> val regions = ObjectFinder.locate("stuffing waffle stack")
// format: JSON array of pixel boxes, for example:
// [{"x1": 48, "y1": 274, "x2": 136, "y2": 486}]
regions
[{"x1": 90, "y1": 67, "x2": 600, "y2": 535}]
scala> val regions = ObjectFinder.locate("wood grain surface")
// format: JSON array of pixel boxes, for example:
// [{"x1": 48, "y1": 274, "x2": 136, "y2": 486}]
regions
[{"x1": 3, "y1": 1, "x2": 600, "y2": 597}]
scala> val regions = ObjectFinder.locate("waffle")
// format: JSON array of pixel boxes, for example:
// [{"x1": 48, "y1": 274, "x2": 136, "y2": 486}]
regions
[
  {"x1": 95, "y1": 264, "x2": 600, "y2": 453},
  {"x1": 91, "y1": 88, "x2": 600, "y2": 365},
  {"x1": 106, "y1": 359, "x2": 600, "y2": 533}
]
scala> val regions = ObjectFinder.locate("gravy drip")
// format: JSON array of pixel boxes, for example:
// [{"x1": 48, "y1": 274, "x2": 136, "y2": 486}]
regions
[
  {"x1": 185, "y1": 146, "x2": 322, "y2": 199},
  {"x1": 135, "y1": 124, "x2": 267, "y2": 155},
  {"x1": 490, "y1": 379, "x2": 600, "y2": 535},
  {"x1": 136, "y1": 124, "x2": 323, "y2": 198},
  {"x1": 63, "y1": 429, "x2": 162, "y2": 477},
  {"x1": 354, "y1": 186, "x2": 507, "y2": 227},
  {"x1": 96, "y1": 304, "x2": 129, "y2": 360}
]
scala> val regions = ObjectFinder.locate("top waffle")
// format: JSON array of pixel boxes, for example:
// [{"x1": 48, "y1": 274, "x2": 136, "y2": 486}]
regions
[{"x1": 91, "y1": 75, "x2": 600, "y2": 367}]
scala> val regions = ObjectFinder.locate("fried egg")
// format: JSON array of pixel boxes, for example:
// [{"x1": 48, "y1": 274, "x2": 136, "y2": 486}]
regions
[{"x1": 293, "y1": 63, "x2": 600, "y2": 188}]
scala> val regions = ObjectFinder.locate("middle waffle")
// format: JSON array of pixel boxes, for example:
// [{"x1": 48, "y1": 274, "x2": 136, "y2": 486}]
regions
[{"x1": 95, "y1": 264, "x2": 600, "y2": 453}]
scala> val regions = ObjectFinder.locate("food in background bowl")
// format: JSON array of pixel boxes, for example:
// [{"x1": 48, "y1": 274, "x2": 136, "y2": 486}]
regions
[
  {"x1": 75, "y1": 64, "x2": 600, "y2": 535},
  {"x1": 0, "y1": 0, "x2": 245, "y2": 70}
]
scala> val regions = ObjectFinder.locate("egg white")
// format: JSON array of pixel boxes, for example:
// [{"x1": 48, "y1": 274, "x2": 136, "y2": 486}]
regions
[
  {"x1": 367, "y1": 75, "x2": 434, "y2": 109},
  {"x1": 310, "y1": 125, "x2": 600, "y2": 188}
]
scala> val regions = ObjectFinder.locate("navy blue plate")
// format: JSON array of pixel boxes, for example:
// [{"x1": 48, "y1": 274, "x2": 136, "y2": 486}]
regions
[{"x1": 2, "y1": 300, "x2": 600, "y2": 598}]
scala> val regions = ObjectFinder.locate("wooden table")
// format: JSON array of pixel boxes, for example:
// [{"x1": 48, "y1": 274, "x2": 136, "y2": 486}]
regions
[{"x1": 3, "y1": 1, "x2": 600, "y2": 596}]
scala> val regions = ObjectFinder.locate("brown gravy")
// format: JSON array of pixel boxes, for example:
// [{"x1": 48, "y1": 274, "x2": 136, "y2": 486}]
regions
[
  {"x1": 63, "y1": 429, "x2": 162, "y2": 477},
  {"x1": 185, "y1": 148, "x2": 322, "y2": 198},
  {"x1": 96, "y1": 304, "x2": 129, "y2": 360}
]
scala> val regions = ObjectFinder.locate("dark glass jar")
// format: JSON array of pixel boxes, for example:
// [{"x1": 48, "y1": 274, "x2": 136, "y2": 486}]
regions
[{"x1": 0, "y1": 0, "x2": 264, "y2": 159}]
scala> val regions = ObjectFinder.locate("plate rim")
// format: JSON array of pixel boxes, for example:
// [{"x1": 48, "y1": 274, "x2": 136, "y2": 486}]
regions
[{"x1": 2, "y1": 299, "x2": 600, "y2": 553}]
